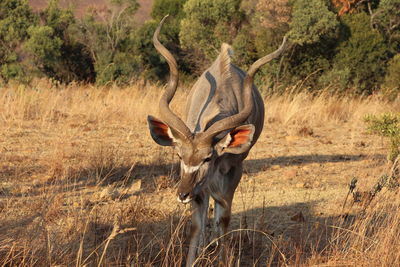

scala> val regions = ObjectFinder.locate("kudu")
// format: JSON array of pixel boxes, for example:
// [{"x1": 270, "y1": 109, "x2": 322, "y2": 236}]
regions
[{"x1": 147, "y1": 15, "x2": 287, "y2": 266}]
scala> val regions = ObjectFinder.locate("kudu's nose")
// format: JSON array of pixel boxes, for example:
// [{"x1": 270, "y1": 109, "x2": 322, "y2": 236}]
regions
[{"x1": 178, "y1": 192, "x2": 190, "y2": 202}]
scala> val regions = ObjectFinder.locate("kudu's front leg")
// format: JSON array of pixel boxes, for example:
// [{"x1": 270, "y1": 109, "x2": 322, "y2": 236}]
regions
[
  {"x1": 213, "y1": 191, "x2": 234, "y2": 265},
  {"x1": 186, "y1": 193, "x2": 209, "y2": 267},
  {"x1": 213, "y1": 165, "x2": 242, "y2": 263},
  {"x1": 214, "y1": 165, "x2": 242, "y2": 235}
]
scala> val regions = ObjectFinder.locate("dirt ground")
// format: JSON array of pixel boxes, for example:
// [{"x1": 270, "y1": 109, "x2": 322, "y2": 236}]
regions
[{"x1": 0, "y1": 86, "x2": 397, "y2": 266}]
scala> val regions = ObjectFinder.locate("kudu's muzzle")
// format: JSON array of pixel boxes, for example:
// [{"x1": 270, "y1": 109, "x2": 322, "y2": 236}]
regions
[{"x1": 177, "y1": 173, "x2": 198, "y2": 204}]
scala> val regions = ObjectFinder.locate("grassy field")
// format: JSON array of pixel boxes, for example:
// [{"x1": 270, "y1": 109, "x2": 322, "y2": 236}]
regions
[{"x1": 1, "y1": 80, "x2": 400, "y2": 266}]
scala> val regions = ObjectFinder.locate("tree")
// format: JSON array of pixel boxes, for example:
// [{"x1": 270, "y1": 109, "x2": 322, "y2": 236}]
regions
[
  {"x1": 373, "y1": 0, "x2": 400, "y2": 50},
  {"x1": 74, "y1": 0, "x2": 139, "y2": 85},
  {"x1": 180, "y1": 0, "x2": 244, "y2": 61},
  {"x1": 151, "y1": 0, "x2": 187, "y2": 21},
  {"x1": 0, "y1": 0, "x2": 37, "y2": 42},
  {"x1": 383, "y1": 53, "x2": 400, "y2": 93},
  {"x1": 253, "y1": 0, "x2": 291, "y2": 57},
  {"x1": 131, "y1": 21, "x2": 166, "y2": 80},
  {"x1": 131, "y1": 0, "x2": 190, "y2": 81},
  {"x1": 0, "y1": 0, "x2": 37, "y2": 82},
  {"x1": 289, "y1": 0, "x2": 339, "y2": 45},
  {"x1": 249, "y1": 0, "x2": 339, "y2": 92},
  {"x1": 241, "y1": 0, "x2": 291, "y2": 91},
  {"x1": 24, "y1": 0, "x2": 95, "y2": 83},
  {"x1": 327, "y1": 13, "x2": 390, "y2": 94},
  {"x1": 25, "y1": 26, "x2": 62, "y2": 68}
]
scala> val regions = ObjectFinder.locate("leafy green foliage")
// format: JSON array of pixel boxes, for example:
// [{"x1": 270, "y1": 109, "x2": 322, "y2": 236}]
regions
[
  {"x1": 383, "y1": 54, "x2": 400, "y2": 92},
  {"x1": 74, "y1": 0, "x2": 139, "y2": 85},
  {"x1": 27, "y1": 0, "x2": 95, "y2": 83},
  {"x1": 25, "y1": 26, "x2": 62, "y2": 65},
  {"x1": 232, "y1": 24, "x2": 258, "y2": 68},
  {"x1": 131, "y1": 21, "x2": 168, "y2": 80},
  {"x1": 331, "y1": 13, "x2": 390, "y2": 94},
  {"x1": 289, "y1": 0, "x2": 339, "y2": 45},
  {"x1": 0, "y1": 0, "x2": 398, "y2": 92},
  {"x1": 381, "y1": 53, "x2": 400, "y2": 100},
  {"x1": 0, "y1": 0, "x2": 37, "y2": 43},
  {"x1": 42, "y1": 0, "x2": 75, "y2": 35},
  {"x1": 0, "y1": 0, "x2": 37, "y2": 82},
  {"x1": 238, "y1": 0, "x2": 340, "y2": 93},
  {"x1": 285, "y1": 39, "x2": 334, "y2": 89},
  {"x1": 152, "y1": 0, "x2": 187, "y2": 21},
  {"x1": 25, "y1": 26, "x2": 63, "y2": 76},
  {"x1": 0, "y1": 61, "x2": 26, "y2": 83},
  {"x1": 253, "y1": 0, "x2": 291, "y2": 53},
  {"x1": 374, "y1": 0, "x2": 400, "y2": 50},
  {"x1": 132, "y1": 0, "x2": 189, "y2": 81},
  {"x1": 180, "y1": 0, "x2": 244, "y2": 60},
  {"x1": 111, "y1": 0, "x2": 139, "y2": 13},
  {"x1": 365, "y1": 113, "x2": 400, "y2": 161}
]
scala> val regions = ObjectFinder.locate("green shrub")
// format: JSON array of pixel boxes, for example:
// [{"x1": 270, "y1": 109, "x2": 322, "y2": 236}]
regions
[
  {"x1": 74, "y1": 0, "x2": 139, "y2": 85},
  {"x1": 180, "y1": 0, "x2": 244, "y2": 61},
  {"x1": 383, "y1": 54, "x2": 400, "y2": 93},
  {"x1": 25, "y1": 26, "x2": 63, "y2": 64},
  {"x1": 0, "y1": 62, "x2": 27, "y2": 83},
  {"x1": 289, "y1": 0, "x2": 338, "y2": 45},
  {"x1": 131, "y1": 0, "x2": 190, "y2": 81},
  {"x1": 365, "y1": 113, "x2": 400, "y2": 161},
  {"x1": 131, "y1": 21, "x2": 169, "y2": 81},
  {"x1": 0, "y1": 0, "x2": 37, "y2": 82},
  {"x1": 331, "y1": 13, "x2": 390, "y2": 94},
  {"x1": 374, "y1": 0, "x2": 400, "y2": 51}
]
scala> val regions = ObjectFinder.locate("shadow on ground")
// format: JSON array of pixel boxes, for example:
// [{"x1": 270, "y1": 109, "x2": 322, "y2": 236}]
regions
[
  {"x1": 245, "y1": 153, "x2": 366, "y2": 174},
  {"x1": 1, "y1": 153, "x2": 374, "y2": 265},
  {"x1": 49, "y1": 199, "x2": 361, "y2": 266},
  {"x1": 2, "y1": 153, "x2": 367, "y2": 199},
  {"x1": 1, "y1": 161, "x2": 180, "y2": 198}
]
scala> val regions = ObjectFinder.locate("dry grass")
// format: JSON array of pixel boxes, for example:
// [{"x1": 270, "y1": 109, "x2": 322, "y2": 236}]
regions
[{"x1": 1, "y1": 80, "x2": 400, "y2": 266}]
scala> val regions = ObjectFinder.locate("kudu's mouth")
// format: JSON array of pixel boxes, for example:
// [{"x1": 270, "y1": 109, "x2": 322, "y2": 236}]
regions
[
  {"x1": 177, "y1": 182, "x2": 193, "y2": 203},
  {"x1": 177, "y1": 178, "x2": 206, "y2": 204},
  {"x1": 177, "y1": 195, "x2": 192, "y2": 204},
  {"x1": 177, "y1": 189, "x2": 195, "y2": 204}
]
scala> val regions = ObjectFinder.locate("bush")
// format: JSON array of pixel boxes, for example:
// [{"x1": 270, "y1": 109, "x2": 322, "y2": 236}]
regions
[
  {"x1": 75, "y1": 1, "x2": 139, "y2": 85},
  {"x1": 365, "y1": 113, "x2": 400, "y2": 161},
  {"x1": 331, "y1": 13, "x2": 390, "y2": 94},
  {"x1": 289, "y1": 0, "x2": 338, "y2": 45},
  {"x1": 373, "y1": 0, "x2": 400, "y2": 51},
  {"x1": 0, "y1": 0, "x2": 37, "y2": 82},
  {"x1": 383, "y1": 54, "x2": 400, "y2": 93},
  {"x1": 180, "y1": 0, "x2": 244, "y2": 61},
  {"x1": 37, "y1": 0, "x2": 95, "y2": 83},
  {"x1": 131, "y1": 21, "x2": 168, "y2": 81},
  {"x1": 131, "y1": 0, "x2": 190, "y2": 81},
  {"x1": 25, "y1": 26, "x2": 63, "y2": 65}
]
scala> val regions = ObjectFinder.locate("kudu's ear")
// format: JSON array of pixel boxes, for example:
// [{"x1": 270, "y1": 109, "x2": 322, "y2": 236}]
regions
[
  {"x1": 147, "y1": 115, "x2": 177, "y2": 146},
  {"x1": 216, "y1": 124, "x2": 255, "y2": 155}
]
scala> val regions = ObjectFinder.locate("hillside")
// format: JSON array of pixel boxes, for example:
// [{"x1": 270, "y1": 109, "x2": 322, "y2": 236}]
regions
[{"x1": 28, "y1": 0, "x2": 153, "y2": 22}]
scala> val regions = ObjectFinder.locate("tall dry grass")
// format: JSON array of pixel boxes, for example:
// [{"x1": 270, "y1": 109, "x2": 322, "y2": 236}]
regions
[
  {"x1": 2, "y1": 80, "x2": 398, "y2": 128},
  {"x1": 0, "y1": 80, "x2": 400, "y2": 266}
]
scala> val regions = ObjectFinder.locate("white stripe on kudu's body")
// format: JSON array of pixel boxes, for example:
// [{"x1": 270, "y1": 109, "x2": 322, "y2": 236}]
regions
[{"x1": 147, "y1": 15, "x2": 287, "y2": 267}]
